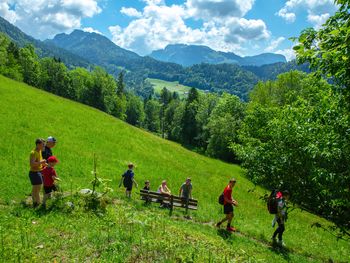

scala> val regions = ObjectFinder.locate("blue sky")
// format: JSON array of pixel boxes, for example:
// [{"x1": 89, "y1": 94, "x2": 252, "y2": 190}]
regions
[{"x1": 0, "y1": 0, "x2": 339, "y2": 60}]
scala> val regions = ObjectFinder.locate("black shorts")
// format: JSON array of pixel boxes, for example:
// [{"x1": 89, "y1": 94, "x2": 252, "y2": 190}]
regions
[
  {"x1": 224, "y1": 204, "x2": 234, "y2": 214},
  {"x1": 124, "y1": 182, "x2": 133, "y2": 191},
  {"x1": 44, "y1": 185, "x2": 58, "y2": 194},
  {"x1": 29, "y1": 171, "x2": 42, "y2": 185}
]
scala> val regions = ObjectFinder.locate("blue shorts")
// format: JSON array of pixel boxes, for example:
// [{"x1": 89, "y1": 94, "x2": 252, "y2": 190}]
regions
[{"x1": 29, "y1": 171, "x2": 42, "y2": 185}]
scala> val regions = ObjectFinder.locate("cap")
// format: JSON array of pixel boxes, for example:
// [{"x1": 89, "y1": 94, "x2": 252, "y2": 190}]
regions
[
  {"x1": 47, "y1": 156, "x2": 59, "y2": 163},
  {"x1": 47, "y1": 136, "x2": 57, "y2": 143}
]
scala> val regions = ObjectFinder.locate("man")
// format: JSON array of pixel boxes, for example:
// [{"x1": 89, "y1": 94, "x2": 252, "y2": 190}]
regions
[
  {"x1": 272, "y1": 190, "x2": 290, "y2": 246},
  {"x1": 216, "y1": 178, "x2": 238, "y2": 232},
  {"x1": 42, "y1": 136, "x2": 57, "y2": 160},
  {"x1": 179, "y1": 178, "x2": 192, "y2": 200}
]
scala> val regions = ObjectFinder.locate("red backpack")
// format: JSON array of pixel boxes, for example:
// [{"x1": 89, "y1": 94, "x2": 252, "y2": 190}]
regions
[{"x1": 267, "y1": 189, "x2": 282, "y2": 214}]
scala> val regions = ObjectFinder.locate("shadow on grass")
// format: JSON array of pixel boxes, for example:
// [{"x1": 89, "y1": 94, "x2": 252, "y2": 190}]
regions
[
  {"x1": 268, "y1": 242, "x2": 291, "y2": 261},
  {"x1": 217, "y1": 228, "x2": 235, "y2": 244}
]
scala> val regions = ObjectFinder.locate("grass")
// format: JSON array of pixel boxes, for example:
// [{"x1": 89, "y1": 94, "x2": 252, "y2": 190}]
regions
[
  {"x1": 0, "y1": 75, "x2": 349, "y2": 262},
  {"x1": 147, "y1": 78, "x2": 194, "y2": 98}
]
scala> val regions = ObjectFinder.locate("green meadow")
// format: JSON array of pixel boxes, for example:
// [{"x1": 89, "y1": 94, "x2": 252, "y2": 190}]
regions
[
  {"x1": 147, "y1": 78, "x2": 194, "y2": 97},
  {"x1": 0, "y1": 75, "x2": 349, "y2": 262}
]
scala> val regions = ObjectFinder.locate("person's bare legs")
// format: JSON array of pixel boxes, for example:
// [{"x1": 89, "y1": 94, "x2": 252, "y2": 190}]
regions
[{"x1": 32, "y1": 184, "x2": 42, "y2": 207}]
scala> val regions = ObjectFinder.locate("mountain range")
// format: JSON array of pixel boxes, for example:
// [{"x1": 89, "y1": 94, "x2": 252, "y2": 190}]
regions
[
  {"x1": 0, "y1": 15, "x2": 308, "y2": 100},
  {"x1": 150, "y1": 44, "x2": 286, "y2": 67}
]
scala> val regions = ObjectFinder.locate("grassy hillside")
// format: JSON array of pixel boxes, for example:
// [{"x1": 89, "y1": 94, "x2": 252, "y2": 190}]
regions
[
  {"x1": 148, "y1": 78, "x2": 194, "y2": 98},
  {"x1": 0, "y1": 75, "x2": 348, "y2": 262}
]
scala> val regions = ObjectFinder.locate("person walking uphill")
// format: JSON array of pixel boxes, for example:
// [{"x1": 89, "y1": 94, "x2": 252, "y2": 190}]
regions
[
  {"x1": 272, "y1": 190, "x2": 290, "y2": 246},
  {"x1": 29, "y1": 138, "x2": 47, "y2": 208},
  {"x1": 119, "y1": 163, "x2": 138, "y2": 198},
  {"x1": 216, "y1": 178, "x2": 238, "y2": 232}
]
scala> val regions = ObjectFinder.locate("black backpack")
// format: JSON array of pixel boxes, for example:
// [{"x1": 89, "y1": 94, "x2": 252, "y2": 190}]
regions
[
  {"x1": 218, "y1": 193, "x2": 224, "y2": 205},
  {"x1": 267, "y1": 189, "x2": 279, "y2": 214}
]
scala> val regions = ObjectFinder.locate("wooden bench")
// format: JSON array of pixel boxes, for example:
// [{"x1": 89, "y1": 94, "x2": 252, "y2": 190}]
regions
[{"x1": 140, "y1": 189, "x2": 198, "y2": 214}]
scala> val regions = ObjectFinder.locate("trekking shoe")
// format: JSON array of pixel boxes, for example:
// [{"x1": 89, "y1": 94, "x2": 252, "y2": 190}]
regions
[
  {"x1": 226, "y1": 226, "x2": 236, "y2": 232},
  {"x1": 278, "y1": 240, "x2": 285, "y2": 247}
]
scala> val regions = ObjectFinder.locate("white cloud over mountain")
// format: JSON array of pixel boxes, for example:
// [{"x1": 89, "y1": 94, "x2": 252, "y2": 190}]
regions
[
  {"x1": 110, "y1": 0, "x2": 270, "y2": 56},
  {"x1": 0, "y1": 0, "x2": 101, "y2": 39}
]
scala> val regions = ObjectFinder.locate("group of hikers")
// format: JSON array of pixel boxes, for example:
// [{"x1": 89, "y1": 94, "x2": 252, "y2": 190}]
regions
[
  {"x1": 119, "y1": 163, "x2": 192, "y2": 208},
  {"x1": 28, "y1": 137, "x2": 289, "y2": 246}
]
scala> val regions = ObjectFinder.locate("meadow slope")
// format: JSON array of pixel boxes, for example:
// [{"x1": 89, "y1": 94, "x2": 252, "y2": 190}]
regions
[{"x1": 0, "y1": 75, "x2": 348, "y2": 262}]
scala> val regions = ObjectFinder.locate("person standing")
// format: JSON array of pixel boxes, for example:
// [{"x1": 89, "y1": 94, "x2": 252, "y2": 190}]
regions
[
  {"x1": 42, "y1": 156, "x2": 60, "y2": 207},
  {"x1": 272, "y1": 190, "x2": 290, "y2": 246},
  {"x1": 179, "y1": 178, "x2": 192, "y2": 199},
  {"x1": 119, "y1": 163, "x2": 138, "y2": 198},
  {"x1": 42, "y1": 136, "x2": 57, "y2": 160},
  {"x1": 216, "y1": 178, "x2": 238, "y2": 232},
  {"x1": 29, "y1": 138, "x2": 46, "y2": 207}
]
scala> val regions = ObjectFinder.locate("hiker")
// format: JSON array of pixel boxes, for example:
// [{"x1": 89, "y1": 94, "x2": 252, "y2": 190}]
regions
[
  {"x1": 42, "y1": 156, "x2": 60, "y2": 207},
  {"x1": 179, "y1": 178, "x2": 192, "y2": 206},
  {"x1": 158, "y1": 180, "x2": 171, "y2": 208},
  {"x1": 272, "y1": 190, "x2": 290, "y2": 246},
  {"x1": 42, "y1": 136, "x2": 57, "y2": 160},
  {"x1": 216, "y1": 178, "x2": 238, "y2": 232},
  {"x1": 29, "y1": 138, "x2": 46, "y2": 207},
  {"x1": 119, "y1": 163, "x2": 138, "y2": 198}
]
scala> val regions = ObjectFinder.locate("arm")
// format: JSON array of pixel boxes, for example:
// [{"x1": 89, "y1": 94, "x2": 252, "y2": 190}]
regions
[
  {"x1": 30, "y1": 153, "x2": 46, "y2": 169},
  {"x1": 189, "y1": 189, "x2": 192, "y2": 199},
  {"x1": 119, "y1": 176, "x2": 123, "y2": 187},
  {"x1": 179, "y1": 187, "x2": 182, "y2": 196},
  {"x1": 132, "y1": 178, "x2": 138, "y2": 188}
]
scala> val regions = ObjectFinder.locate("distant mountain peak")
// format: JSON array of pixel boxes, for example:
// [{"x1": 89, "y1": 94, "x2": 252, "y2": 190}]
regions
[{"x1": 150, "y1": 44, "x2": 286, "y2": 67}]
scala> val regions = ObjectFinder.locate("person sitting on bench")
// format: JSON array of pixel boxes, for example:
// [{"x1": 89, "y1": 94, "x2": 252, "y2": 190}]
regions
[{"x1": 157, "y1": 180, "x2": 171, "y2": 208}]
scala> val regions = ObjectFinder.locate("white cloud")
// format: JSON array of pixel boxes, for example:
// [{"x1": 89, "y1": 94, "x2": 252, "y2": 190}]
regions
[
  {"x1": 264, "y1": 37, "x2": 286, "y2": 52},
  {"x1": 0, "y1": 0, "x2": 101, "y2": 39},
  {"x1": 120, "y1": 7, "x2": 142, "y2": 18},
  {"x1": 276, "y1": 0, "x2": 337, "y2": 27},
  {"x1": 275, "y1": 48, "x2": 296, "y2": 61},
  {"x1": 276, "y1": 8, "x2": 296, "y2": 23},
  {"x1": 186, "y1": 0, "x2": 255, "y2": 19},
  {"x1": 307, "y1": 13, "x2": 330, "y2": 29},
  {"x1": 82, "y1": 27, "x2": 102, "y2": 34},
  {"x1": 109, "y1": 0, "x2": 270, "y2": 56},
  {"x1": 0, "y1": 1, "x2": 17, "y2": 23}
]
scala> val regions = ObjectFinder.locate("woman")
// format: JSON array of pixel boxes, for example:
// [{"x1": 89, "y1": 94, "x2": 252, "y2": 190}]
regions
[
  {"x1": 29, "y1": 138, "x2": 46, "y2": 207},
  {"x1": 157, "y1": 180, "x2": 171, "y2": 208}
]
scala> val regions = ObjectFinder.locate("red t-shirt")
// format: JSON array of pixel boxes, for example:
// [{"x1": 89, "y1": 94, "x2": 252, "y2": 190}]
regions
[
  {"x1": 223, "y1": 185, "x2": 232, "y2": 205},
  {"x1": 41, "y1": 166, "x2": 57, "y2": 187}
]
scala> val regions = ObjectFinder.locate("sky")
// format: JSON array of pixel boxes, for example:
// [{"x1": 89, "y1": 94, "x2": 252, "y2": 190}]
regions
[{"x1": 0, "y1": 0, "x2": 339, "y2": 60}]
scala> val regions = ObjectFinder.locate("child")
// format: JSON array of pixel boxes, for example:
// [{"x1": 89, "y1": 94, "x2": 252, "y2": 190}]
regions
[
  {"x1": 143, "y1": 180, "x2": 150, "y2": 191},
  {"x1": 42, "y1": 156, "x2": 60, "y2": 206},
  {"x1": 142, "y1": 180, "x2": 151, "y2": 203},
  {"x1": 119, "y1": 163, "x2": 138, "y2": 198}
]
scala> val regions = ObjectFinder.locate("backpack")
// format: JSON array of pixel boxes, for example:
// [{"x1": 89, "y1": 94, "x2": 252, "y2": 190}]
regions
[
  {"x1": 218, "y1": 193, "x2": 224, "y2": 205},
  {"x1": 267, "y1": 189, "x2": 281, "y2": 214}
]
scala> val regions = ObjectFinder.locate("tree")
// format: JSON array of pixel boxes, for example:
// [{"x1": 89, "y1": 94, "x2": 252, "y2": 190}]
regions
[
  {"x1": 235, "y1": 72, "x2": 350, "y2": 239},
  {"x1": 206, "y1": 93, "x2": 245, "y2": 162},
  {"x1": 126, "y1": 93, "x2": 145, "y2": 126},
  {"x1": 19, "y1": 45, "x2": 41, "y2": 87},
  {"x1": 181, "y1": 88, "x2": 199, "y2": 145},
  {"x1": 293, "y1": 1, "x2": 350, "y2": 97},
  {"x1": 117, "y1": 72, "x2": 125, "y2": 97},
  {"x1": 144, "y1": 99, "x2": 161, "y2": 132}
]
